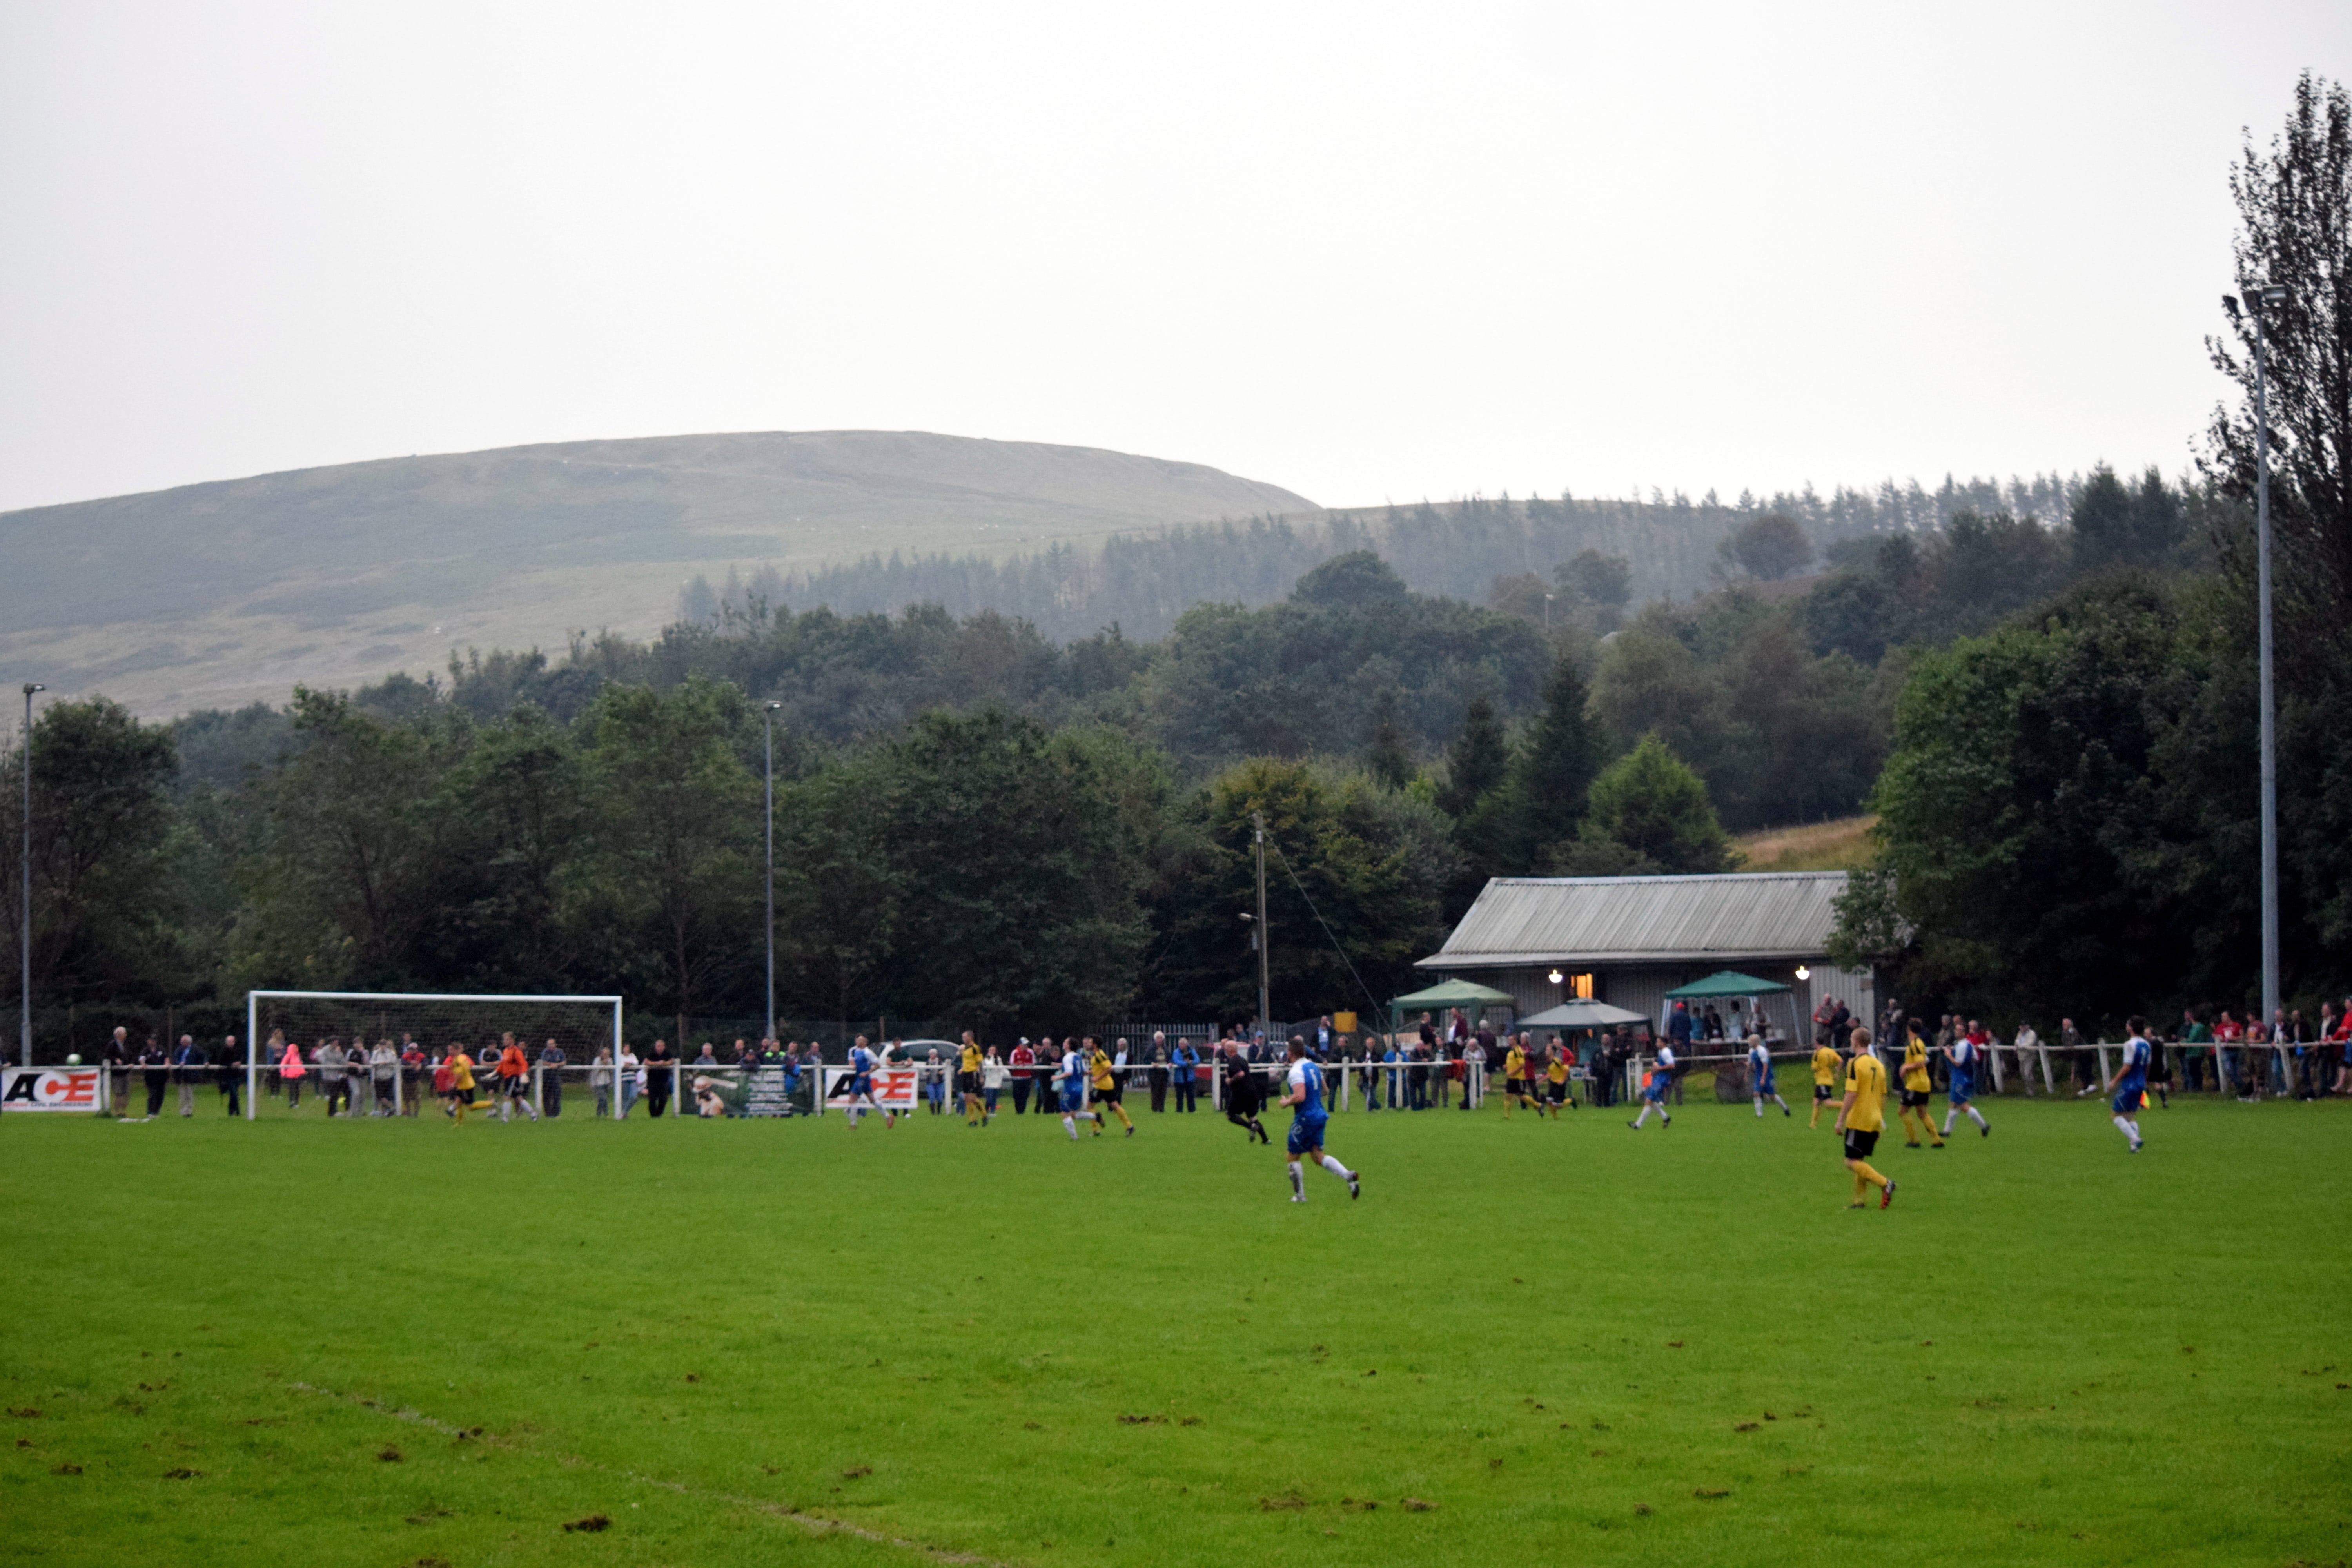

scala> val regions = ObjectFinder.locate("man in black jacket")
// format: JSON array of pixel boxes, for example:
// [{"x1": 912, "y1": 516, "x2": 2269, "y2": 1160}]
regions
[
  {"x1": 137, "y1": 1035, "x2": 171, "y2": 1118},
  {"x1": 1221, "y1": 1041, "x2": 1268, "y2": 1143},
  {"x1": 217, "y1": 1035, "x2": 242, "y2": 1118}
]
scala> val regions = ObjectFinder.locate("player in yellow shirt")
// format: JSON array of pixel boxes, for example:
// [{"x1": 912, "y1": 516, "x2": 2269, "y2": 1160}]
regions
[
  {"x1": 1808, "y1": 1039, "x2": 1842, "y2": 1129},
  {"x1": 958, "y1": 1031, "x2": 987, "y2": 1126},
  {"x1": 1544, "y1": 1040, "x2": 1577, "y2": 1114},
  {"x1": 1502, "y1": 1040, "x2": 1531, "y2": 1119},
  {"x1": 1087, "y1": 1039, "x2": 1134, "y2": 1137},
  {"x1": 445, "y1": 1045, "x2": 476, "y2": 1125},
  {"x1": 1834, "y1": 1027, "x2": 1896, "y2": 1209},
  {"x1": 1898, "y1": 1019, "x2": 1945, "y2": 1148}
]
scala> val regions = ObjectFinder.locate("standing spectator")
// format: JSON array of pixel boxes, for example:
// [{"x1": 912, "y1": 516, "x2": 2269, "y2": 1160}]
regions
[
  {"x1": 2290, "y1": 1009, "x2": 2317, "y2": 1100},
  {"x1": 2178, "y1": 1010, "x2": 2210, "y2": 1093},
  {"x1": 923, "y1": 1048, "x2": 947, "y2": 1115},
  {"x1": 1668, "y1": 1001, "x2": 1695, "y2": 1059},
  {"x1": 2061, "y1": 1017, "x2": 2098, "y2": 1098},
  {"x1": 106, "y1": 1026, "x2": 132, "y2": 1118},
  {"x1": 316, "y1": 1037, "x2": 350, "y2": 1117},
  {"x1": 644, "y1": 1040, "x2": 674, "y2": 1118},
  {"x1": 136, "y1": 1034, "x2": 170, "y2": 1118},
  {"x1": 590, "y1": 1047, "x2": 614, "y2": 1118},
  {"x1": 399, "y1": 1035, "x2": 426, "y2": 1115},
  {"x1": 1462, "y1": 1031, "x2": 1485, "y2": 1110},
  {"x1": 277, "y1": 1034, "x2": 307, "y2": 1109},
  {"x1": 537, "y1": 1038, "x2": 566, "y2": 1117},
  {"x1": 1147, "y1": 1033, "x2": 1170, "y2": 1112},
  {"x1": 2330, "y1": 1002, "x2": 2352, "y2": 1096},
  {"x1": 2010, "y1": 1022, "x2": 2042, "y2": 1096},
  {"x1": 1316, "y1": 1016, "x2": 1333, "y2": 1058},
  {"x1": 368, "y1": 1039, "x2": 398, "y2": 1114},
  {"x1": 619, "y1": 1042, "x2": 643, "y2": 1118},
  {"x1": 1171, "y1": 1036, "x2": 1198, "y2": 1113},
  {"x1": 1405, "y1": 1034, "x2": 1429, "y2": 1111},
  {"x1": 982, "y1": 1046, "x2": 1007, "y2": 1120},
  {"x1": 171, "y1": 1034, "x2": 205, "y2": 1117},
  {"x1": 1008, "y1": 1038, "x2": 1036, "y2": 1115},
  {"x1": 217, "y1": 1035, "x2": 242, "y2": 1117}
]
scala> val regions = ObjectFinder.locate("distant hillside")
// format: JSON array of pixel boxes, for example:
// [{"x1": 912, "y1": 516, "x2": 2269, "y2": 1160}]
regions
[
  {"x1": 0, "y1": 430, "x2": 1315, "y2": 715},
  {"x1": 740, "y1": 474, "x2": 2088, "y2": 641}
]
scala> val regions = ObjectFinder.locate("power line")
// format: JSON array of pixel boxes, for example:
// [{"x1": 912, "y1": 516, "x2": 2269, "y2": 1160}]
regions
[{"x1": 1263, "y1": 830, "x2": 1385, "y2": 1025}]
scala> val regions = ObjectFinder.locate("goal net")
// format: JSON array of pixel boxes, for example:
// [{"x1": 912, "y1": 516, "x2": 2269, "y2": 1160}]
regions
[{"x1": 242, "y1": 991, "x2": 623, "y2": 1121}]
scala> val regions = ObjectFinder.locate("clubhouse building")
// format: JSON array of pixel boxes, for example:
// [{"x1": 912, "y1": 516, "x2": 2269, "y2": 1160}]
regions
[{"x1": 1413, "y1": 871, "x2": 1873, "y2": 1040}]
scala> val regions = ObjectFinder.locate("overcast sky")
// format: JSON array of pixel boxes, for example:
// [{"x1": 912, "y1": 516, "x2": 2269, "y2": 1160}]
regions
[{"x1": 1, "y1": 1, "x2": 2344, "y2": 516}]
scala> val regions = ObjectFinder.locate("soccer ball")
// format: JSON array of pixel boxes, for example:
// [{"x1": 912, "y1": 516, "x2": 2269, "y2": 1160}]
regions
[{"x1": 65, "y1": 1053, "x2": 82, "y2": 1065}]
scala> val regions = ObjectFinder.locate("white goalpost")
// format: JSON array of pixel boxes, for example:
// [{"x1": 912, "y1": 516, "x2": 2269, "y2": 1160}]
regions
[{"x1": 243, "y1": 991, "x2": 624, "y2": 1122}]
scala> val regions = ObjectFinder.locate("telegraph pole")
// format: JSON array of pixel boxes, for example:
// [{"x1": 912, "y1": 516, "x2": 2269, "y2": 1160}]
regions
[
  {"x1": 19, "y1": 682, "x2": 41, "y2": 1067},
  {"x1": 1253, "y1": 811, "x2": 1271, "y2": 1042},
  {"x1": 2238, "y1": 283, "x2": 2287, "y2": 1035},
  {"x1": 763, "y1": 701, "x2": 782, "y2": 1045}
]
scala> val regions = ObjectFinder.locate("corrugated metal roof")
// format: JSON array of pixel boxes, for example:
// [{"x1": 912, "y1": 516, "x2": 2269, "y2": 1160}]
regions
[{"x1": 1417, "y1": 873, "x2": 1849, "y2": 968}]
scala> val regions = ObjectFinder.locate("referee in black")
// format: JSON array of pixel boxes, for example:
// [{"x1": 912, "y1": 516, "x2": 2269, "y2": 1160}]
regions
[{"x1": 1220, "y1": 1039, "x2": 1267, "y2": 1144}]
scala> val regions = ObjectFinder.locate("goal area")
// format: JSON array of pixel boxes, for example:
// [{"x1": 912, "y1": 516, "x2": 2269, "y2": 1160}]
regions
[{"x1": 243, "y1": 991, "x2": 623, "y2": 1121}]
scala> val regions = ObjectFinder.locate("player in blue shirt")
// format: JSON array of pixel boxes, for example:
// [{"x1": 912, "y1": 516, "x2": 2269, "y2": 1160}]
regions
[
  {"x1": 1940, "y1": 1021, "x2": 1993, "y2": 1139},
  {"x1": 844, "y1": 1037, "x2": 895, "y2": 1130},
  {"x1": 1055, "y1": 1038, "x2": 1100, "y2": 1142},
  {"x1": 2106, "y1": 1016, "x2": 2151, "y2": 1153},
  {"x1": 1279, "y1": 1036, "x2": 1359, "y2": 1203},
  {"x1": 1748, "y1": 1033, "x2": 1789, "y2": 1118},
  {"x1": 1629, "y1": 1044, "x2": 1675, "y2": 1129}
]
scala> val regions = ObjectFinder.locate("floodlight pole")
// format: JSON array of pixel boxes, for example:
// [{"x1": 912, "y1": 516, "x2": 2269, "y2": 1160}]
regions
[
  {"x1": 763, "y1": 701, "x2": 783, "y2": 1045},
  {"x1": 1254, "y1": 811, "x2": 1271, "y2": 1041},
  {"x1": 19, "y1": 682, "x2": 41, "y2": 1067},
  {"x1": 2251, "y1": 286, "x2": 2283, "y2": 1034}
]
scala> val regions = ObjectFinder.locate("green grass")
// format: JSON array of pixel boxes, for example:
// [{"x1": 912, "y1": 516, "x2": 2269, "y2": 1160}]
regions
[{"x1": 6, "y1": 1091, "x2": 2347, "y2": 1566}]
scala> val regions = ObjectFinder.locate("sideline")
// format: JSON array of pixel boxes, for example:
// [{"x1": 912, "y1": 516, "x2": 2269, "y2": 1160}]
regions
[{"x1": 286, "y1": 1380, "x2": 1014, "y2": 1567}]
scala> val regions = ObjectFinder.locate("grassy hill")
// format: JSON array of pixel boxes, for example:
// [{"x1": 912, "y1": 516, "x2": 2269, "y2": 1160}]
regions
[{"x1": 0, "y1": 430, "x2": 1315, "y2": 716}]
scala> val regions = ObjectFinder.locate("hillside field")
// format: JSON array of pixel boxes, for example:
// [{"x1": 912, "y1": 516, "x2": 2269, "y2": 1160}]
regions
[{"x1": 4, "y1": 1093, "x2": 2345, "y2": 1566}]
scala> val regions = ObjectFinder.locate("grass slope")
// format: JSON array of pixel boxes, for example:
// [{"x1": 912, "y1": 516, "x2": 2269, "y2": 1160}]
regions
[
  {"x1": 1736, "y1": 815, "x2": 1879, "y2": 872},
  {"x1": 0, "y1": 431, "x2": 1315, "y2": 717},
  {"x1": 5, "y1": 1094, "x2": 2346, "y2": 1566}
]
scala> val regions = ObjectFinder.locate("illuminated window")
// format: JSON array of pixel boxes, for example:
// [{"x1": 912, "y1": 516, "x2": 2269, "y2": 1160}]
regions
[{"x1": 1569, "y1": 972, "x2": 1595, "y2": 999}]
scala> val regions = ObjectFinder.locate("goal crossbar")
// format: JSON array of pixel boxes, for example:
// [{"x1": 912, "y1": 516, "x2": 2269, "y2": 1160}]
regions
[{"x1": 243, "y1": 990, "x2": 623, "y2": 1123}]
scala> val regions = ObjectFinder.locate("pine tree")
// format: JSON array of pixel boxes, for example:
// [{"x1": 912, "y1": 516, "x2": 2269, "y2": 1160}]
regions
[
  {"x1": 1436, "y1": 697, "x2": 1508, "y2": 819},
  {"x1": 1365, "y1": 690, "x2": 1412, "y2": 791},
  {"x1": 1496, "y1": 650, "x2": 1602, "y2": 866},
  {"x1": 1573, "y1": 732, "x2": 1733, "y2": 875}
]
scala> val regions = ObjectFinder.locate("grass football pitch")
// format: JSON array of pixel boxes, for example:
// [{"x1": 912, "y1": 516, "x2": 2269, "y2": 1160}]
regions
[{"x1": 6, "y1": 1089, "x2": 2347, "y2": 1566}]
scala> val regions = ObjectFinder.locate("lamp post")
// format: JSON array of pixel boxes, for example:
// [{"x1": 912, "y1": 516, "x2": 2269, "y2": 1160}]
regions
[
  {"x1": 1252, "y1": 811, "x2": 1271, "y2": 1041},
  {"x1": 2227, "y1": 282, "x2": 2288, "y2": 1033},
  {"x1": 762, "y1": 700, "x2": 783, "y2": 1047},
  {"x1": 19, "y1": 682, "x2": 42, "y2": 1067}
]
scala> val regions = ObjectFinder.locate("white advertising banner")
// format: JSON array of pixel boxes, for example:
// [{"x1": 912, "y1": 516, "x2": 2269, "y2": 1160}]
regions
[
  {"x1": 820, "y1": 1064, "x2": 919, "y2": 1112},
  {"x1": 1, "y1": 1067, "x2": 106, "y2": 1112}
]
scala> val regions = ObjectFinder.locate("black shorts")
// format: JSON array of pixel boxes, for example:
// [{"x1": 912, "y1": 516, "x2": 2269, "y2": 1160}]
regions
[
  {"x1": 1506, "y1": 1077, "x2": 1527, "y2": 1096},
  {"x1": 1096, "y1": 1084, "x2": 1122, "y2": 1105},
  {"x1": 1898, "y1": 1088, "x2": 1930, "y2": 1109},
  {"x1": 1814, "y1": 1084, "x2": 1835, "y2": 1101},
  {"x1": 503, "y1": 1075, "x2": 529, "y2": 1096},
  {"x1": 1843, "y1": 1127, "x2": 1881, "y2": 1161},
  {"x1": 1548, "y1": 1079, "x2": 1568, "y2": 1103}
]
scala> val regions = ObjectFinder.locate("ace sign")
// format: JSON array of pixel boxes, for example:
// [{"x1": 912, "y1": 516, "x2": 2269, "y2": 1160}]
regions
[
  {"x1": 1, "y1": 1067, "x2": 105, "y2": 1112},
  {"x1": 820, "y1": 1065, "x2": 919, "y2": 1112}
]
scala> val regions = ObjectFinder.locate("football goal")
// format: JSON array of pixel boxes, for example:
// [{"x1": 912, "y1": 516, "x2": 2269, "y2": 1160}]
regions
[{"x1": 243, "y1": 991, "x2": 624, "y2": 1121}]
